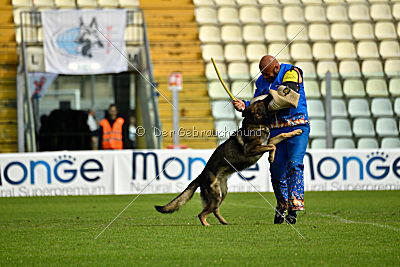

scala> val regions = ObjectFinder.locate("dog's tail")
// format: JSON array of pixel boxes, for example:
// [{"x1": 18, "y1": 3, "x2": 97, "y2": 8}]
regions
[{"x1": 155, "y1": 178, "x2": 200, "y2": 214}]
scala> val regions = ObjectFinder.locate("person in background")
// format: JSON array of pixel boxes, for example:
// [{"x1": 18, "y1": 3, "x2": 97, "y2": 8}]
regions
[
  {"x1": 98, "y1": 104, "x2": 129, "y2": 150},
  {"x1": 87, "y1": 109, "x2": 98, "y2": 150},
  {"x1": 129, "y1": 115, "x2": 137, "y2": 149}
]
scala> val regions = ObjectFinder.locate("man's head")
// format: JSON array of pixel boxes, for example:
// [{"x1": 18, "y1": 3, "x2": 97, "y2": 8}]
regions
[
  {"x1": 259, "y1": 55, "x2": 280, "y2": 83},
  {"x1": 108, "y1": 104, "x2": 118, "y2": 120}
]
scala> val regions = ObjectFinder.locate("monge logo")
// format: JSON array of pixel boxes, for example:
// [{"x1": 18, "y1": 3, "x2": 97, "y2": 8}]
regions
[
  {"x1": 306, "y1": 151, "x2": 400, "y2": 180},
  {"x1": 0, "y1": 155, "x2": 103, "y2": 186},
  {"x1": 132, "y1": 152, "x2": 257, "y2": 181}
]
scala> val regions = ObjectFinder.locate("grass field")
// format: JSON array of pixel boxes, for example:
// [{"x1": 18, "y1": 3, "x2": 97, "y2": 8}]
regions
[{"x1": 0, "y1": 191, "x2": 399, "y2": 266}]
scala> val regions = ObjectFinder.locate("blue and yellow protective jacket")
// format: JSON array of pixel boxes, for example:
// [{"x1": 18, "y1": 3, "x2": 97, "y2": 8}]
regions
[{"x1": 243, "y1": 63, "x2": 309, "y2": 129}]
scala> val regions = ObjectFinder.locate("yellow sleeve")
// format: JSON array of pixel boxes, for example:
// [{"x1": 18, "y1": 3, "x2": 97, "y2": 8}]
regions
[{"x1": 282, "y1": 69, "x2": 300, "y2": 83}]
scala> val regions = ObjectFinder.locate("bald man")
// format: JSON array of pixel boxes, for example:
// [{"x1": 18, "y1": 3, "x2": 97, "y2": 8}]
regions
[{"x1": 233, "y1": 55, "x2": 310, "y2": 225}]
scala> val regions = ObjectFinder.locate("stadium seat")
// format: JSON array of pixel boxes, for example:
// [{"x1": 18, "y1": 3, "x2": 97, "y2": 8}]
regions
[
  {"x1": 208, "y1": 81, "x2": 230, "y2": 100},
  {"x1": 343, "y1": 79, "x2": 365, "y2": 97},
  {"x1": 26, "y1": 46, "x2": 44, "y2": 72},
  {"x1": 295, "y1": 61, "x2": 317, "y2": 79},
  {"x1": 307, "y1": 99, "x2": 325, "y2": 118},
  {"x1": 12, "y1": 0, "x2": 33, "y2": 7},
  {"x1": 195, "y1": 7, "x2": 218, "y2": 25},
  {"x1": 335, "y1": 42, "x2": 357, "y2": 60},
  {"x1": 381, "y1": 137, "x2": 400, "y2": 148},
  {"x1": 211, "y1": 101, "x2": 235, "y2": 120},
  {"x1": 218, "y1": 7, "x2": 239, "y2": 24},
  {"x1": 286, "y1": 24, "x2": 308, "y2": 41},
  {"x1": 340, "y1": 60, "x2": 362, "y2": 78},
  {"x1": 15, "y1": 27, "x2": 37, "y2": 43},
  {"x1": 357, "y1": 138, "x2": 379, "y2": 149},
  {"x1": 389, "y1": 79, "x2": 400, "y2": 96},
  {"x1": 385, "y1": 59, "x2": 400, "y2": 77},
  {"x1": 353, "y1": 118, "x2": 375, "y2": 137},
  {"x1": 380, "y1": 41, "x2": 400, "y2": 59},
  {"x1": 393, "y1": 3, "x2": 400, "y2": 21},
  {"x1": 232, "y1": 81, "x2": 254, "y2": 99},
  {"x1": 311, "y1": 138, "x2": 326, "y2": 149},
  {"x1": 228, "y1": 63, "x2": 250, "y2": 80},
  {"x1": 206, "y1": 62, "x2": 227, "y2": 80},
  {"x1": 202, "y1": 44, "x2": 224, "y2": 62},
  {"x1": 215, "y1": 0, "x2": 236, "y2": 5},
  {"x1": 291, "y1": 43, "x2": 313, "y2": 61},
  {"x1": 239, "y1": 6, "x2": 261, "y2": 24},
  {"x1": 330, "y1": 23, "x2": 352, "y2": 41},
  {"x1": 309, "y1": 24, "x2": 330, "y2": 41},
  {"x1": 304, "y1": 80, "x2": 321, "y2": 98},
  {"x1": 125, "y1": 26, "x2": 143, "y2": 44},
  {"x1": 268, "y1": 43, "x2": 291, "y2": 61},
  {"x1": 283, "y1": 5, "x2": 304, "y2": 23},
  {"x1": 348, "y1": 98, "x2": 371, "y2": 118},
  {"x1": 249, "y1": 62, "x2": 260, "y2": 77},
  {"x1": 193, "y1": 0, "x2": 214, "y2": 6},
  {"x1": 326, "y1": 5, "x2": 348, "y2": 22},
  {"x1": 237, "y1": 0, "x2": 258, "y2": 4},
  {"x1": 375, "y1": 22, "x2": 397, "y2": 40},
  {"x1": 224, "y1": 44, "x2": 246, "y2": 62},
  {"x1": 331, "y1": 99, "x2": 348, "y2": 117},
  {"x1": 243, "y1": 25, "x2": 264, "y2": 43},
  {"x1": 362, "y1": 60, "x2": 384, "y2": 78},
  {"x1": 376, "y1": 118, "x2": 398, "y2": 137},
  {"x1": 395, "y1": 98, "x2": 400, "y2": 116},
  {"x1": 281, "y1": 0, "x2": 301, "y2": 3},
  {"x1": 370, "y1": 3, "x2": 392, "y2": 21},
  {"x1": 55, "y1": 0, "x2": 75, "y2": 7},
  {"x1": 357, "y1": 41, "x2": 379, "y2": 59},
  {"x1": 309, "y1": 119, "x2": 326, "y2": 138},
  {"x1": 265, "y1": 25, "x2": 286, "y2": 42},
  {"x1": 246, "y1": 44, "x2": 267, "y2": 62},
  {"x1": 334, "y1": 138, "x2": 355, "y2": 149},
  {"x1": 371, "y1": 98, "x2": 393, "y2": 117},
  {"x1": 313, "y1": 42, "x2": 334, "y2": 60},
  {"x1": 33, "y1": 0, "x2": 54, "y2": 7},
  {"x1": 321, "y1": 79, "x2": 343, "y2": 97},
  {"x1": 199, "y1": 26, "x2": 221, "y2": 43},
  {"x1": 305, "y1": 6, "x2": 326, "y2": 23},
  {"x1": 348, "y1": 4, "x2": 370, "y2": 22},
  {"x1": 215, "y1": 120, "x2": 237, "y2": 142},
  {"x1": 119, "y1": 0, "x2": 139, "y2": 6},
  {"x1": 221, "y1": 25, "x2": 242, "y2": 43},
  {"x1": 258, "y1": 0, "x2": 279, "y2": 3},
  {"x1": 317, "y1": 61, "x2": 339, "y2": 79},
  {"x1": 261, "y1": 6, "x2": 283, "y2": 24},
  {"x1": 352, "y1": 23, "x2": 374, "y2": 40},
  {"x1": 366, "y1": 79, "x2": 389, "y2": 97},
  {"x1": 332, "y1": 119, "x2": 352, "y2": 137},
  {"x1": 37, "y1": 27, "x2": 43, "y2": 42},
  {"x1": 98, "y1": 0, "x2": 118, "y2": 7},
  {"x1": 76, "y1": 0, "x2": 97, "y2": 8},
  {"x1": 13, "y1": 8, "x2": 33, "y2": 25}
]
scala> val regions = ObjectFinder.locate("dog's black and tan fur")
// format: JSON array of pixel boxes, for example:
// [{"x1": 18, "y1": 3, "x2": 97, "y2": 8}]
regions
[{"x1": 155, "y1": 96, "x2": 302, "y2": 226}]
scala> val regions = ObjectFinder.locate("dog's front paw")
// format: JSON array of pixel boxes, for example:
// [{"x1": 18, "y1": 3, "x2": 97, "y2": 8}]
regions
[{"x1": 293, "y1": 129, "x2": 303, "y2": 136}]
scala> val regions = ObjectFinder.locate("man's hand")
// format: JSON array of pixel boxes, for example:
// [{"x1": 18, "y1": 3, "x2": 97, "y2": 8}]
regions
[{"x1": 233, "y1": 100, "x2": 245, "y2": 111}]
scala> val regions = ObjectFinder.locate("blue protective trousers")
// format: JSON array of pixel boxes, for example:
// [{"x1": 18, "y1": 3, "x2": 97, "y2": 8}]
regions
[{"x1": 269, "y1": 124, "x2": 310, "y2": 212}]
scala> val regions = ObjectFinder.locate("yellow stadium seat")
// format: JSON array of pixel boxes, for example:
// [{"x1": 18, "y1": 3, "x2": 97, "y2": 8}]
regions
[
  {"x1": 195, "y1": 7, "x2": 218, "y2": 25},
  {"x1": 326, "y1": 5, "x2": 348, "y2": 22},
  {"x1": 375, "y1": 22, "x2": 397, "y2": 40},
  {"x1": 228, "y1": 62, "x2": 250, "y2": 80},
  {"x1": 339, "y1": 60, "x2": 361, "y2": 78},
  {"x1": 265, "y1": 25, "x2": 286, "y2": 42},
  {"x1": 221, "y1": 25, "x2": 242, "y2": 43},
  {"x1": 224, "y1": 44, "x2": 246, "y2": 62},
  {"x1": 366, "y1": 79, "x2": 389, "y2": 97},
  {"x1": 54, "y1": 0, "x2": 76, "y2": 8},
  {"x1": 261, "y1": 5, "x2": 283, "y2": 24},
  {"x1": 370, "y1": 3, "x2": 392, "y2": 21},
  {"x1": 243, "y1": 25, "x2": 264, "y2": 43},
  {"x1": 348, "y1": 4, "x2": 370, "y2": 22},
  {"x1": 286, "y1": 24, "x2": 308, "y2": 41},
  {"x1": 385, "y1": 59, "x2": 400, "y2": 77},
  {"x1": 295, "y1": 61, "x2": 317, "y2": 79},
  {"x1": 317, "y1": 61, "x2": 338, "y2": 78},
  {"x1": 98, "y1": 0, "x2": 119, "y2": 7},
  {"x1": 246, "y1": 43, "x2": 267, "y2": 62},
  {"x1": 330, "y1": 23, "x2": 352, "y2": 41},
  {"x1": 352, "y1": 22, "x2": 374, "y2": 40},
  {"x1": 76, "y1": 0, "x2": 97, "y2": 8},
  {"x1": 357, "y1": 41, "x2": 380, "y2": 59},
  {"x1": 218, "y1": 7, "x2": 239, "y2": 24},
  {"x1": 202, "y1": 44, "x2": 224, "y2": 62},
  {"x1": 268, "y1": 43, "x2": 291, "y2": 61},
  {"x1": 283, "y1": 5, "x2": 304, "y2": 23},
  {"x1": 362, "y1": 60, "x2": 384, "y2": 78},
  {"x1": 305, "y1": 5, "x2": 326, "y2": 23},
  {"x1": 291, "y1": 43, "x2": 313, "y2": 61},
  {"x1": 379, "y1": 41, "x2": 400, "y2": 59},
  {"x1": 343, "y1": 79, "x2": 365, "y2": 97},
  {"x1": 239, "y1": 6, "x2": 261, "y2": 24},
  {"x1": 335, "y1": 41, "x2": 357, "y2": 60},
  {"x1": 199, "y1": 26, "x2": 221, "y2": 43},
  {"x1": 312, "y1": 42, "x2": 334, "y2": 60},
  {"x1": 309, "y1": 24, "x2": 330, "y2": 41}
]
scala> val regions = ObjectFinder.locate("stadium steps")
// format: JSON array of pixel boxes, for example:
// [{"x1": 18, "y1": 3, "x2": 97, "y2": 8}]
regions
[
  {"x1": 140, "y1": 0, "x2": 216, "y2": 149},
  {"x1": 0, "y1": 4, "x2": 18, "y2": 152}
]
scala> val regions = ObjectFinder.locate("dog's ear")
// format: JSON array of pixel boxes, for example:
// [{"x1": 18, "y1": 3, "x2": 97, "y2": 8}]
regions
[{"x1": 236, "y1": 134, "x2": 245, "y2": 146}]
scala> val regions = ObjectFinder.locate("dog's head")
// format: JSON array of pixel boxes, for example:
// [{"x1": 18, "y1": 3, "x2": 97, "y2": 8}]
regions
[{"x1": 241, "y1": 94, "x2": 272, "y2": 125}]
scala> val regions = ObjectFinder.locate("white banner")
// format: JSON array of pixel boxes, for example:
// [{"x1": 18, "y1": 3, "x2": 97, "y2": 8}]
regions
[
  {"x1": 1, "y1": 149, "x2": 399, "y2": 197},
  {"x1": 42, "y1": 9, "x2": 127, "y2": 74},
  {"x1": 0, "y1": 151, "x2": 115, "y2": 197}
]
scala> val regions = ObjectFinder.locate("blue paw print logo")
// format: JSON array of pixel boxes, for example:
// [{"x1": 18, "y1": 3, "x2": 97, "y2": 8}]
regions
[
  {"x1": 366, "y1": 151, "x2": 389, "y2": 159},
  {"x1": 54, "y1": 155, "x2": 76, "y2": 163}
]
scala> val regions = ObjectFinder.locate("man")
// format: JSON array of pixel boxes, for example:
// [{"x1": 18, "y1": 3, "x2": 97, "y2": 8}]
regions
[
  {"x1": 233, "y1": 55, "x2": 310, "y2": 224},
  {"x1": 99, "y1": 104, "x2": 128, "y2": 150}
]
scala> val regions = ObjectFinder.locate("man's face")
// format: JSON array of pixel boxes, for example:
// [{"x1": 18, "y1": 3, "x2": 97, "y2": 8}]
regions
[
  {"x1": 261, "y1": 66, "x2": 278, "y2": 83},
  {"x1": 109, "y1": 106, "x2": 118, "y2": 119}
]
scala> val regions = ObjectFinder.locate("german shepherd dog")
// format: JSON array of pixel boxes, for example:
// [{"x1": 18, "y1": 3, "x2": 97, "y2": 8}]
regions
[{"x1": 155, "y1": 95, "x2": 302, "y2": 226}]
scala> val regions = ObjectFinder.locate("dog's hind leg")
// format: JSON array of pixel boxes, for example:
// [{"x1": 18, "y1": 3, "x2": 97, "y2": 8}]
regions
[
  {"x1": 213, "y1": 208, "x2": 227, "y2": 225},
  {"x1": 198, "y1": 205, "x2": 214, "y2": 226}
]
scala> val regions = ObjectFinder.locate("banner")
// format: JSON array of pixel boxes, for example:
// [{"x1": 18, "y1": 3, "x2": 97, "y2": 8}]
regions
[
  {"x1": 42, "y1": 9, "x2": 127, "y2": 74},
  {"x1": 1, "y1": 149, "x2": 399, "y2": 197},
  {"x1": 28, "y1": 72, "x2": 58, "y2": 100}
]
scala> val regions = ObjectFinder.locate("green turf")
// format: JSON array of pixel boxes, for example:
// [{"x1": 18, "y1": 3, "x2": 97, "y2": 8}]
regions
[{"x1": 0, "y1": 191, "x2": 399, "y2": 266}]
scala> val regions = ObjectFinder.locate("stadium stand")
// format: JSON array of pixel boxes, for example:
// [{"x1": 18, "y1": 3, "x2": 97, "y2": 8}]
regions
[
  {"x1": 0, "y1": 0, "x2": 18, "y2": 152},
  {"x1": 193, "y1": 0, "x2": 400, "y2": 148}
]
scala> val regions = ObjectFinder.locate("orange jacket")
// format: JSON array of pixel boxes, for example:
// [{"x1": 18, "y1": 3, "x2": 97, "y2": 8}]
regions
[{"x1": 99, "y1": 117, "x2": 124, "y2": 150}]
